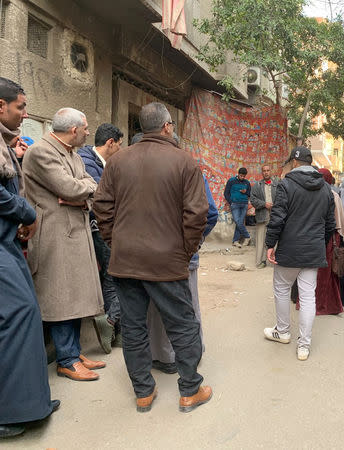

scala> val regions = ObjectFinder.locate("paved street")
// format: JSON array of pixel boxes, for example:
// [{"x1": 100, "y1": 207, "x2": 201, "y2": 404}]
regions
[{"x1": 7, "y1": 245, "x2": 344, "y2": 449}]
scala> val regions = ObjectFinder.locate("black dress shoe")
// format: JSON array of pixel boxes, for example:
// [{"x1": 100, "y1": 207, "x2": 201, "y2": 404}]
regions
[
  {"x1": 51, "y1": 399, "x2": 61, "y2": 413},
  {"x1": 0, "y1": 424, "x2": 25, "y2": 438},
  {"x1": 152, "y1": 360, "x2": 178, "y2": 374}
]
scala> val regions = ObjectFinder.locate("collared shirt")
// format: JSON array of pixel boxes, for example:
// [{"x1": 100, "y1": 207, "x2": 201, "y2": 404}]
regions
[
  {"x1": 264, "y1": 183, "x2": 272, "y2": 204},
  {"x1": 92, "y1": 146, "x2": 106, "y2": 168}
]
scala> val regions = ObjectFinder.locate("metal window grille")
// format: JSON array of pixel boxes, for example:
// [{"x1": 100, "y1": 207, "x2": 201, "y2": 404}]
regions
[
  {"x1": 0, "y1": 1, "x2": 7, "y2": 39},
  {"x1": 27, "y1": 14, "x2": 50, "y2": 58}
]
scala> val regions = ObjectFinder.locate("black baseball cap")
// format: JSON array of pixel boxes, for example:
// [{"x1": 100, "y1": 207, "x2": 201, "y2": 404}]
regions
[{"x1": 284, "y1": 146, "x2": 312, "y2": 165}]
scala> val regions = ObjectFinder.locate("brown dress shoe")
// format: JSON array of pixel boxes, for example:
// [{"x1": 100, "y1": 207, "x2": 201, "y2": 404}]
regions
[
  {"x1": 179, "y1": 385, "x2": 212, "y2": 413},
  {"x1": 79, "y1": 354, "x2": 106, "y2": 370},
  {"x1": 57, "y1": 361, "x2": 99, "y2": 381},
  {"x1": 136, "y1": 389, "x2": 157, "y2": 413}
]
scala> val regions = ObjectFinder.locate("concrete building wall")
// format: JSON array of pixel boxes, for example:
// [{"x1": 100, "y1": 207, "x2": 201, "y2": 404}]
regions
[
  {"x1": 0, "y1": 0, "x2": 249, "y2": 145},
  {"x1": 0, "y1": 0, "x2": 196, "y2": 143},
  {"x1": 142, "y1": 0, "x2": 249, "y2": 100},
  {"x1": 0, "y1": 0, "x2": 113, "y2": 141}
]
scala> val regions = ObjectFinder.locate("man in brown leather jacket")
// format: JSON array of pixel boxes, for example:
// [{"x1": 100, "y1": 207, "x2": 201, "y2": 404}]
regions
[{"x1": 93, "y1": 102, "x2": 212, "y2": 413}]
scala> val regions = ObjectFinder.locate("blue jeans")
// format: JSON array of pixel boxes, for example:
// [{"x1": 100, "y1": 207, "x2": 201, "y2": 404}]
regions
[
  {"x1": 231, "y1": 202, "x2": 250, "y2": 242},
  {"x1": 49, "y1": 319, "x2": 81, "y2": 367}
]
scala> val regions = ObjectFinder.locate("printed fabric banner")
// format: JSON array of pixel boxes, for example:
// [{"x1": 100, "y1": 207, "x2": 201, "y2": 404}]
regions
[{"x1": 181, "y1": 88, "x2": 289, "y2": 210}]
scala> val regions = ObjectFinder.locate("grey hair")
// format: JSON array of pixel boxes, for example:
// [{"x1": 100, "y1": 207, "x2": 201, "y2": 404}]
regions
[
  {"x1": 52, "y1": 108, "x2": 86, "y2": 132},
  {"x1": 139, "y1": 102, "x2": 171, "y2": 133}
]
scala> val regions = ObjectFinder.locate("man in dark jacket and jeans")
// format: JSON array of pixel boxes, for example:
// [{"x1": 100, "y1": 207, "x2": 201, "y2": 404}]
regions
[
  {"x1": 224, "y1": 167, "x2": 251, "y2": 247},
  {"x1": 78, "y1": 123, "x2": 123, "y2": 353},
  {"x1": 264, "y1": 146, "x2": 336, "y2": 361}
]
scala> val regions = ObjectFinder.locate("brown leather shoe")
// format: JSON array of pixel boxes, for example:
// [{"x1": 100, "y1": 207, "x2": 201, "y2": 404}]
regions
[
  {"x1": 57, "y1": 361, "x2": 99, "y2": 381},
  {"x1": 80, "y1": 354, "x2": 106, "y2": 370},
  {"x1": 179, "y1": 385, "x2": 212, "y2": 413},
  {"x1": 136, "y1": 389, "x2": 157, "y2": 413}
]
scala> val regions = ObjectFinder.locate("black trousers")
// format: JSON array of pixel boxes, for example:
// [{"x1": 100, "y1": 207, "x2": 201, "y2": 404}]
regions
[
  {"x1": 92, "y1": 231, "x2": 121, "y2": 323},
  {"x1": 115, "y1": 277, "x2": 203, "y2": 398}
]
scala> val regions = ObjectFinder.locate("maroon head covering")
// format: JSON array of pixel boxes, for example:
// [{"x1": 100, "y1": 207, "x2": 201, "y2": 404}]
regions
[{"x1": 318, "y1": 168, "x2": 333, "y2": 185}]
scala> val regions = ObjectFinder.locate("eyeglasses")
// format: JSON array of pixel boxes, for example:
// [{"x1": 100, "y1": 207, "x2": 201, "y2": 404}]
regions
[{"x1": 166, "y1": 120, "x2": 176, "y2": 127}]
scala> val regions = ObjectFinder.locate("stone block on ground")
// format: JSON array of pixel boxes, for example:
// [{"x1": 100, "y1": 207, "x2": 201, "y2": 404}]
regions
[{"x1": 226, "y1": 261, "x2": 246, "y2": 271}]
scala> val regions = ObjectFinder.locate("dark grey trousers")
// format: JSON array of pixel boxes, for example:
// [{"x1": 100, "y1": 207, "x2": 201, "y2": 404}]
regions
[
  {"x1": 92, "y1": 231, "x2": 120, "y2": 323},
  {"x1": 147, "y1": 268, "x2": 204, "y2": 363},
  {"x1": 115, "y1": 277, "x2": 203, "y2": 398}
]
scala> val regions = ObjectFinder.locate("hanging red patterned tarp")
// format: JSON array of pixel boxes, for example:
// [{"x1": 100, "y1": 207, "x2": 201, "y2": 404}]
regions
[{"x1": 181, "y1": 88, "x2": 289, "y2": 210}]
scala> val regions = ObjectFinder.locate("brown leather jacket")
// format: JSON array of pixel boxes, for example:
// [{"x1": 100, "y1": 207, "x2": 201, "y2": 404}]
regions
[{"x1": 93, "y1": 133, "x2": 208, "y2": 281}]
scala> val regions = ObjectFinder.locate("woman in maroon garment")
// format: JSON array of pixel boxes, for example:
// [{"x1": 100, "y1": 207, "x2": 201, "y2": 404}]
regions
[{"x1": 316, "y1": 168, "x2": 343, "y2": 315}]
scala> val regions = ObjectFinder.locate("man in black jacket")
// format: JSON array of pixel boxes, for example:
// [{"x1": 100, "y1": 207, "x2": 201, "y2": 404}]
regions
[
  {"x1": 264, "y1": 146, "x2": 336, "y2": 361},
  {"x1": 78, "y1": 124, "x2": 123, "y2": 354}
]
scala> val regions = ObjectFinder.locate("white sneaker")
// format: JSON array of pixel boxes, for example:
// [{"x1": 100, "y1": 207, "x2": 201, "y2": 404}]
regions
[
  {"x1": 297, "y1": 346, "x2": 310, "y2": 361},
  {"x1": 232, "y1": 241, "x2": 242, "y2": 248},
  {"x1": 264, "y1": 326, "x2": 291, "y2": 344},
  {"x1": 242, "y1": 238, "x2": 251, "y2": 246}
]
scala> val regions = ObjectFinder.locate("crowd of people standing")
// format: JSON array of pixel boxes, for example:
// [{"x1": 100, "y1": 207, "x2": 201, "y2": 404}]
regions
[
  {"x1": 0, "y1": 77, "x2": 214, "y2": 438},
  {"x1": 1, "y1": 73, "x2": 343, "y2": 439}
]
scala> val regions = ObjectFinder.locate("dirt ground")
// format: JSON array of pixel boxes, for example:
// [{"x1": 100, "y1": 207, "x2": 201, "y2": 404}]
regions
[{"x1": 5, "y1": 244, "x2": 344, "y2": 449}]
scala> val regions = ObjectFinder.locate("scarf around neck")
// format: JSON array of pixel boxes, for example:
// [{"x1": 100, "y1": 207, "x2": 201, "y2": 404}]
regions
[{"x1": 0, "y1": 121, "x2": 24, "y2": 194}]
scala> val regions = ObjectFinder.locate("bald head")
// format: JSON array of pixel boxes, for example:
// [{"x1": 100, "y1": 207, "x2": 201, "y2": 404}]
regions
[
  {"x1": 52, "y1": 107, "x2": 89, "y2": 147},
  {"x1": 52, "y1": 108, "x2": 86, "y2": 133}
]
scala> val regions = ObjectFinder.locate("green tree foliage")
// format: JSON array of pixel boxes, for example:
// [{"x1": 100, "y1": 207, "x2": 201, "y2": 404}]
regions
[{"x1": 195, "y1": 0, "x2": 344, "y2": 138}]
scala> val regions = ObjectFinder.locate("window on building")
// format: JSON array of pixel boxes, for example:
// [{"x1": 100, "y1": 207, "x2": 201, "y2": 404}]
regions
[
  {"x1": 21, "y1": 117, "x2": 52, "y2": 143},
  {"x1": 0, "y1": 1, "x2": 8, "y2": 39},
  {"x1": 27, "y1": 14, "x2": 50, "y2": 58}
]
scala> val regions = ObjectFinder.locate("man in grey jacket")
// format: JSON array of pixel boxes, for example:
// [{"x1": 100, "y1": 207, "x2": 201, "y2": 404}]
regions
[{"x1": 250, "y1": 165, "x2": 278, "y2": 268}]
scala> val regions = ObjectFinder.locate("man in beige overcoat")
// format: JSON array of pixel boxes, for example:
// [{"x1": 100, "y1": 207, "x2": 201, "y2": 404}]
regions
[{"x1": 23, "y1": 108, "x2": 105, "y2": 382}]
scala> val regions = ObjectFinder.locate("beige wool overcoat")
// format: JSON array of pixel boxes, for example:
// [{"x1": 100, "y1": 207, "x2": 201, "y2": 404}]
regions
[{"x1": 22, "y1": 133, "x2": 103, "y2": 321}]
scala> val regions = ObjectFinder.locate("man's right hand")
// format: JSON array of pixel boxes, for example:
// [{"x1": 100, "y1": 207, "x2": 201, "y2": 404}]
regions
[
  {"x1": 14, "y1": 138, "x2": 29, "y2": 158},
  {"x1": 267, "y1": 248, "x2": 277, "y2": 264},
  {"x1": 17, "y1": 219, "x2": 38, "y2": 241},
  {"x1": 265, "y1": 202, "x2": 273, "y2": 209}
]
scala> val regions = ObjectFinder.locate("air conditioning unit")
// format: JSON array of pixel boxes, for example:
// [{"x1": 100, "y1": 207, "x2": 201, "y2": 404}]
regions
[{"x1": 247, "y1": 67, "x2": 261, "y2": 88}]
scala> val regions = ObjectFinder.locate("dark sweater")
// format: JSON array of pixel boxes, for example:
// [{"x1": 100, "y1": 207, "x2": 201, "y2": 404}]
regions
[{"x1": 224, "y1": 176, "x2": 251, "y2": 204}]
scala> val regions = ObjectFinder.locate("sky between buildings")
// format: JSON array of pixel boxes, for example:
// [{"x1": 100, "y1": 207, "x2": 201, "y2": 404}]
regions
[{"x1": 303, "y1": 0, "x2": 343, "y2": 19}]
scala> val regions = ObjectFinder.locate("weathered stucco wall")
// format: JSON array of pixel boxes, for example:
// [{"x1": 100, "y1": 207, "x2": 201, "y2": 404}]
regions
[
  {"x1": 0, "y1": 0, "x2": 113, "y2": 142},
  {"x1": 0, "y1": 0, "x2": 192, "y2": 144}
]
